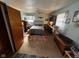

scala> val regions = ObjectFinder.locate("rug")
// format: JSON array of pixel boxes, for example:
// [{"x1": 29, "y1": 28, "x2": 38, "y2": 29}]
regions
[{"x1": 14, "y1": 53, "x2": 48, "y2": 58}]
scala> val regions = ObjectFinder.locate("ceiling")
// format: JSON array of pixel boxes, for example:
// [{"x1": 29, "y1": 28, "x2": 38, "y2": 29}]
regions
[{"x1": 6, "y1": 0, "x2": 78, "y2": 13}]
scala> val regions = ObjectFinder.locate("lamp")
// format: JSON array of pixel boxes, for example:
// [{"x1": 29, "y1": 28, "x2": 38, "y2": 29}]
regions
[{"x1": 50, "y1": 21, "x2": 54, "y2": 26}]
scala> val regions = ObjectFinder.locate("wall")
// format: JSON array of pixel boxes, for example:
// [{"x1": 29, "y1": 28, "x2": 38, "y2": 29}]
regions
[
  {"x1": 21, "y1": 12, "x2": 48, "y2": 24},
  {"x1": 0, "y1": 0, "x2": 7, "y2": 3},
  {"x1": 53, "y1": 1, "x2": 79, "y2": 45}
]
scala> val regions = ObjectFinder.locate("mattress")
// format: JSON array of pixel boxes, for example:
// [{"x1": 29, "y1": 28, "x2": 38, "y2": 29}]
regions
[{"x1": 28, "y1": 26, "x2": 45, "y2": 35}]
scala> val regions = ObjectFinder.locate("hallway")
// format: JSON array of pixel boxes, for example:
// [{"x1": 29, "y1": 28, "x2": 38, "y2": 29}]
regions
[{"x1": 18, "y1": 33, "x2": 63, "y2": 58}]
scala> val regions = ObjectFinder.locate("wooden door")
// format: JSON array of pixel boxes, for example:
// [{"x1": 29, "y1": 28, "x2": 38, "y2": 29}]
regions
[{"x1": 6, "y1": 6, "x2": 23, "y2": 51}]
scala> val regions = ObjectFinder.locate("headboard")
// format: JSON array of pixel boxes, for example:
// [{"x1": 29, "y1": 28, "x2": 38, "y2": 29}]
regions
[{"x1": 33, "y1": 20, "x2": 44, "y2": 26}]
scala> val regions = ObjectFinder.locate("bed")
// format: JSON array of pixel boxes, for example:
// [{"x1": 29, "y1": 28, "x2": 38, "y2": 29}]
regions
[{"x1": 28, "y1": 25, "x2": 45, "y2": 35}]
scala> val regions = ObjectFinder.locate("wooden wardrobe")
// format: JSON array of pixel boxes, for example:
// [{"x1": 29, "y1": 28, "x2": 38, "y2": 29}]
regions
[
  {"x1": 0, "y1": 2, "x2": 13, "y2": 57},
  {"x1": 0, "y1": 1, "x2": 23, "y2": 57},
  {"x1": 6, "y1": 6, "x2": 23, "y2": 51}
]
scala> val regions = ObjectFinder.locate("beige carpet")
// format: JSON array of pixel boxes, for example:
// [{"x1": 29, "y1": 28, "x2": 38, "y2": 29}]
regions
[{"x1": 18, "y1": 33, "x2": 63, "y2": 58}]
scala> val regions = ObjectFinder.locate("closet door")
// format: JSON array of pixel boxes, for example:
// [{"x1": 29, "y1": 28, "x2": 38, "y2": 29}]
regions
[{"x1": 7, "y1": 6, "x2": 23, "y2": 51}]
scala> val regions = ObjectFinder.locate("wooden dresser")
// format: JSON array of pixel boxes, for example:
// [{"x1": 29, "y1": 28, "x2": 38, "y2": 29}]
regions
[{"x1": 54, "y1": 34, "x2": 73, "y2": 55}]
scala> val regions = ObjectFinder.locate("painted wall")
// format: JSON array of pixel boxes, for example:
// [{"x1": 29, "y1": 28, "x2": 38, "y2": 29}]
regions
[
  {"x1": 0, "y1": 0, "x2": 7, "y2": 3},
  {"x1": 21, "y1": 12, "x2": 48, "y2": 24},
  {"x1": 53, "y1": 1, "x2": 79, "y2": 45}
]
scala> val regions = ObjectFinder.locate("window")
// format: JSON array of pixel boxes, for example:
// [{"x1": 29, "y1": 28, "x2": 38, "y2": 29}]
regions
[
  {"x1": 25, "y1": 16, "x2": 35, "y2": 22},
  {"x1": 26, "y1": 16, "x2": 35, "y2": 20},
  {"x1": 25, "y1": 16, "x2": 35, "y2": 26},
  {"x1": 56, "y1": 13, "x2": 66, "y2": 32}
]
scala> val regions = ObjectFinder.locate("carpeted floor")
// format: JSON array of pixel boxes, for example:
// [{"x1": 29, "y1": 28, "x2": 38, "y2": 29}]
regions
[
  {"x1": 18, "y1": 33, "x2": 63, "y2": 58},
  {"x1": 14, "y1": 53, "x2": 48, "y2": 58}
]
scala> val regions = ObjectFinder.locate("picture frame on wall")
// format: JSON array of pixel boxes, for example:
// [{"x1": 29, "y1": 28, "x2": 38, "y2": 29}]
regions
[
  {"x1": 65, "y1": 10, "x2": 71, "y2": 24},
  {"x1": 65, "y1": 18, "x2": 71, "y2": 24},
  {"x1": 72, "y1": 10, "x2": 79, "y2": 22}
]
